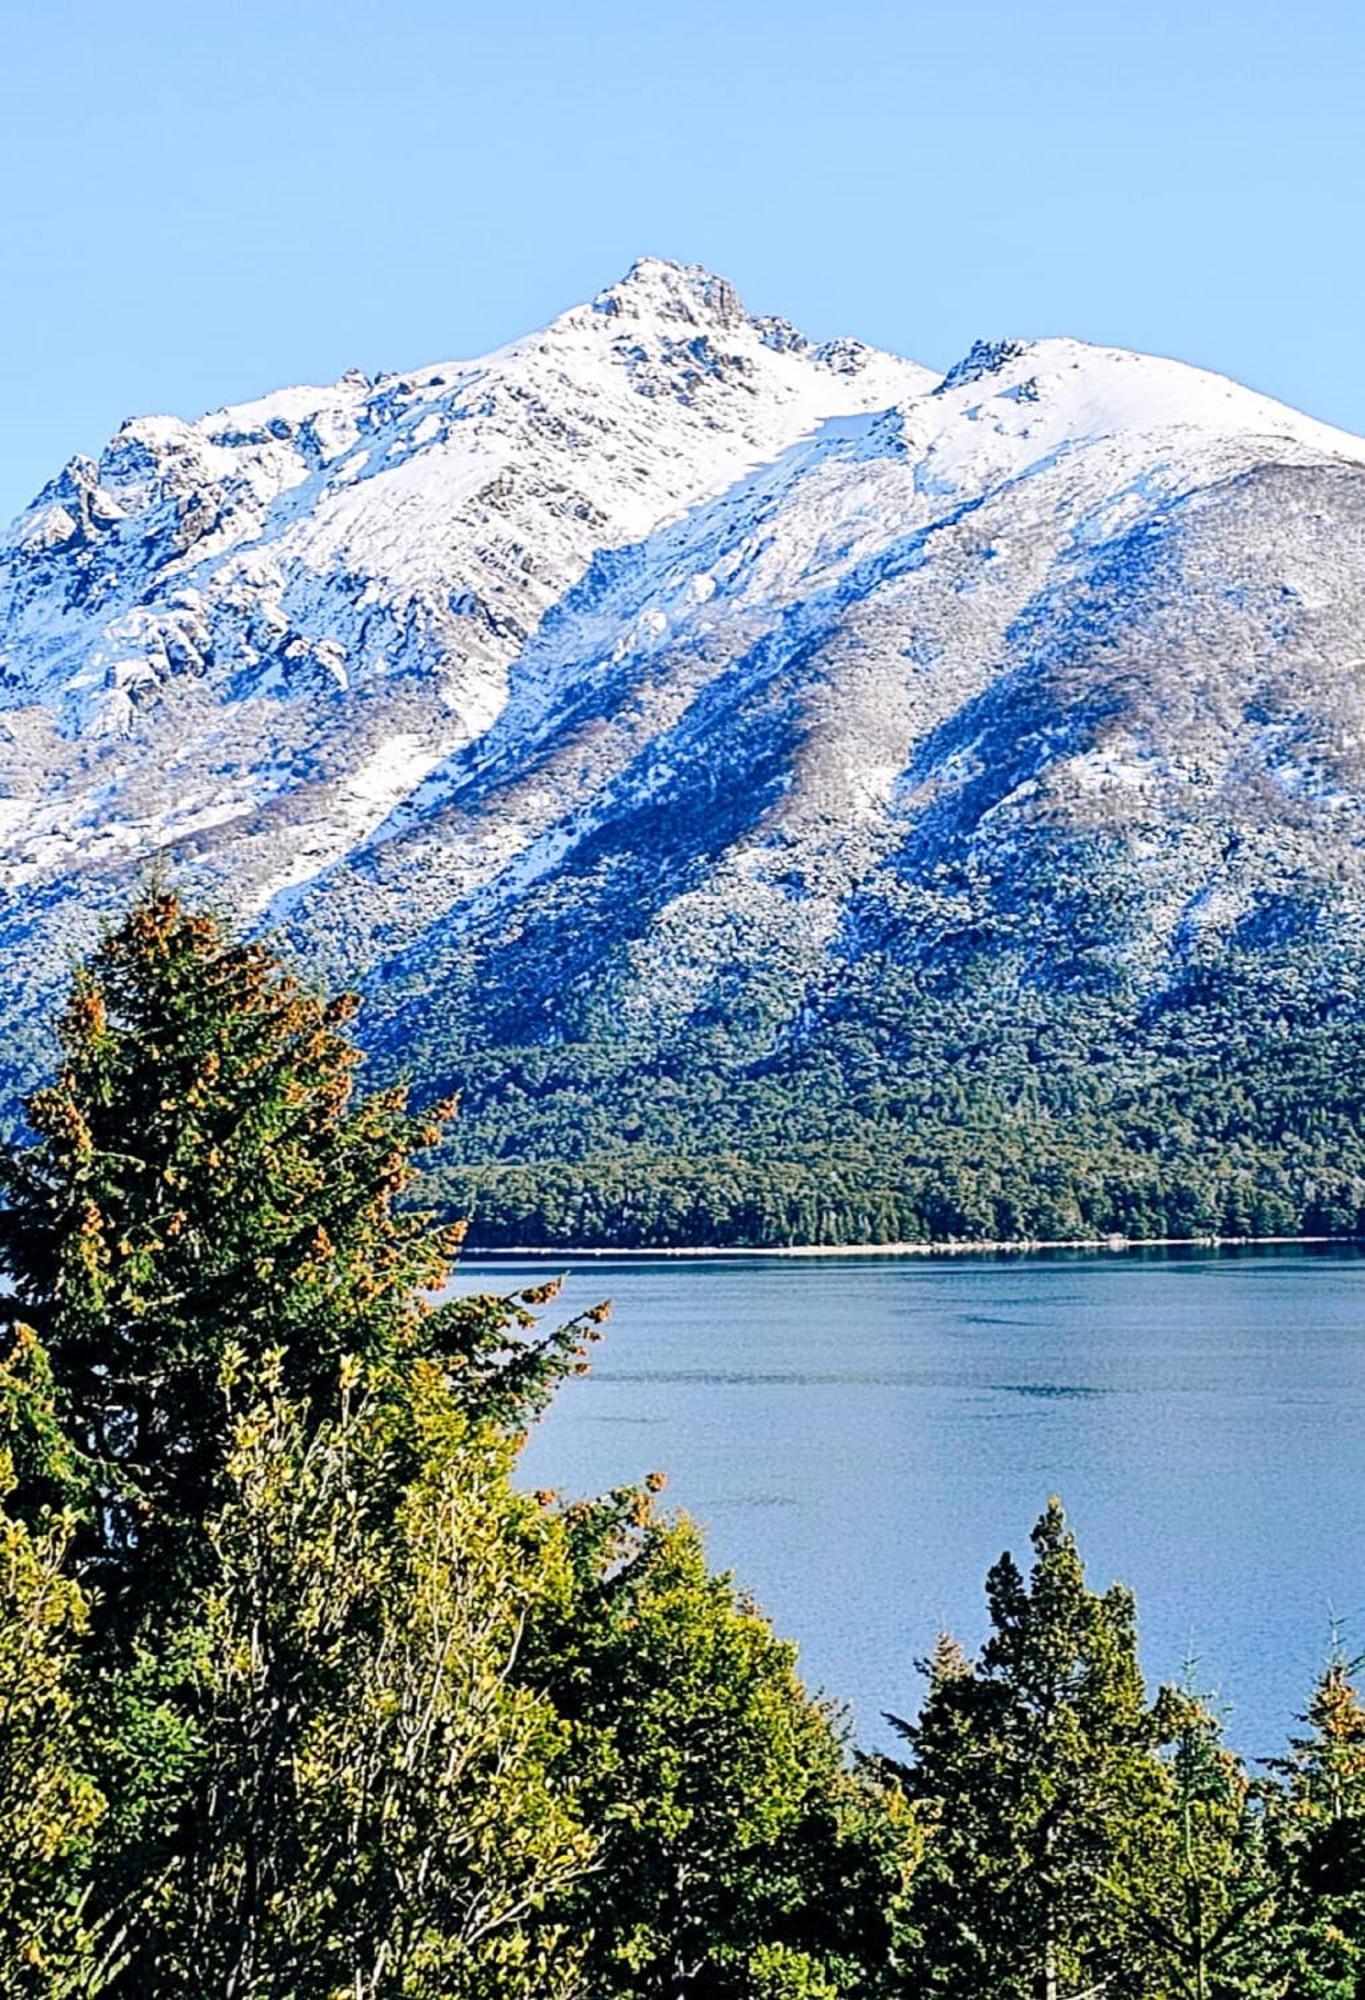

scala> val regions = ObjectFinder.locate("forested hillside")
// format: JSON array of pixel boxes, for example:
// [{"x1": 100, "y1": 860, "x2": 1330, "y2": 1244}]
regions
[{"x1": 425, "y1": 942, "x2": 1365, "y2": 1246}]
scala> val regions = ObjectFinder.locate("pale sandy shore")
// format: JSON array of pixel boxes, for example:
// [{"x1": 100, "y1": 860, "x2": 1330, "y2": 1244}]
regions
[{"x1": 465, "y1": 1234, "x2": 1356, "y2": 1261}]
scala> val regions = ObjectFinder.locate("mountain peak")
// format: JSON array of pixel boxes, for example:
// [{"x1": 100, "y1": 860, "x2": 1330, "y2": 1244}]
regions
[
  {"x1": 6, "y1": 263, "x2": 1365, "y2": 1216},
  {"x1": 591, "y1": 256, "x2": 747, "y2": 329}
]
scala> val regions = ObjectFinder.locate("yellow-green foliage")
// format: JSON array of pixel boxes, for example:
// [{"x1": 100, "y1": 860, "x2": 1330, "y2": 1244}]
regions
[
  {"x1": 140, "y1": 1349, "x2": 592, "y2": 1997},
  {"x1": 0, "y1": 1332, "x2": 106, "y2": 1997}
]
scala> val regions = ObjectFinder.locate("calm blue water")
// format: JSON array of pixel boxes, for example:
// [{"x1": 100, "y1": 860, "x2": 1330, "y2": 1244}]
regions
[{"x1": 456, "y1": 1247, "x2": 1365, "y2": 1758}]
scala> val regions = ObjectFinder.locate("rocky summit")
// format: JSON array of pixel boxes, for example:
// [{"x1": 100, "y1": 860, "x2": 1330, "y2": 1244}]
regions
[{"x1": 6, "y1": 260, "x2": 1365, "y2": 1244}]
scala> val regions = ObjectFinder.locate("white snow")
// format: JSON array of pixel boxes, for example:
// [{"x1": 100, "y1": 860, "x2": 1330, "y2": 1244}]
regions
[{"x1": 3, "y1": 256, "x2": 1365, "y2": 1008}]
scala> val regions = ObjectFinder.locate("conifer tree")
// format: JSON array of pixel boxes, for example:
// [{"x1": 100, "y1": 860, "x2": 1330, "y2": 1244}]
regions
[
  {"x1": 1124, "y1": 1680, "x2": 1282, "y2": 1999},
  {"x1": 886, "y1": 1499, "x2": 1169, "y2": 2000},
  {"x1": 0, "y1": 888, "x2": 601, "y2": 1617},
  {"x1": 1266, "y1": 1648, "x2": 1365, "y2": 1996}
]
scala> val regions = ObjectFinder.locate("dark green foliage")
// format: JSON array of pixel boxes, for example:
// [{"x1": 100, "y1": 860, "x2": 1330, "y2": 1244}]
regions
[
  {"x1": 412, "y1": 950, "x2": 1365, "y2": 1249},
  {"x1": 0, "y1": 891, "x2": 602, "y2": 1621},
  {"x1": 885, "y1": 1500, "x2": 1171, "y2": 1999},
  {"x1": 881, "y1": 1518, "x2": 1309, "y2": 2000}
]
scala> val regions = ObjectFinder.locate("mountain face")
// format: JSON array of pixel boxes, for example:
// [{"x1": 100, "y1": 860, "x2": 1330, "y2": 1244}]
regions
[{"x1": 6, "y1": 260, "x2": 1365, "y2": 1244}]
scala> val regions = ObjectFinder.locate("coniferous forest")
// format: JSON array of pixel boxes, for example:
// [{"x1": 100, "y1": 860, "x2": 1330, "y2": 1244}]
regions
[{"x1": 1, "y1": 893, "x2": 1363, "y2": 1998}]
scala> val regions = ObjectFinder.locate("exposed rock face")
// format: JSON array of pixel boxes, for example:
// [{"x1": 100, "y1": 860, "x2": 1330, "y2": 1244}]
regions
[{"x1": 3, "y1": 258, "x2": 1365, "y2": 1167}]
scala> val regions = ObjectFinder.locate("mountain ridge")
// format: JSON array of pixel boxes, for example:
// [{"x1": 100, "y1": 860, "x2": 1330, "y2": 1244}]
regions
[{"x1": 5, "y1": 261, "x2": 1365, "y2": 1244}]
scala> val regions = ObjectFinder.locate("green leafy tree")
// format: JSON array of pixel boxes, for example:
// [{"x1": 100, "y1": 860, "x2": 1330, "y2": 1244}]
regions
[
  {"x1": 886, "y1": 1499, "x2": 1169, "y2": 2000},
  {"x1": 0, "y1": 1328, "x2": 109, "y2": 1997},
  {"x1": 528, "y1": 1493, "x2": 913, "y2": 1998},
  {"x1": 127, "y1": 1347, "x2": 591, "y2": 1999}
]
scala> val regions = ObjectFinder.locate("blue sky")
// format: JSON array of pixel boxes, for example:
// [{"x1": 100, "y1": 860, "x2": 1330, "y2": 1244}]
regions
[{"x1": 3, "y1": 0, "x2": 1362, "y2": 523}]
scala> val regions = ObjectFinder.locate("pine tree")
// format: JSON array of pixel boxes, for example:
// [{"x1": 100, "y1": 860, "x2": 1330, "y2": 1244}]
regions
[
  {"x1": 886, "y1": 1499, "x2": 1169, "y2": 2000},
  {"x1": 0, "y1": 888, "x2": 602, "y2": 1619},
  {"x1": 1266, "y1": 1647, "x2": 1365, "y2": 1996}
]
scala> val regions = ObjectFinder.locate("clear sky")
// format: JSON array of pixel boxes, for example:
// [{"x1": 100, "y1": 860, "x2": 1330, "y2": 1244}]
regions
[{"x1": 3, "y1": 0, "x2": 1362, "y2": 524}]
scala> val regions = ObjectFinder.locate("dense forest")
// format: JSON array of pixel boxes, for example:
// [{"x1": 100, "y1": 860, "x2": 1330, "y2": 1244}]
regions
[
  {"x1": 1, "y1": 894, "x2": 1362, "y2": 1997},
  {"x1": 416, "y1": 944, "x2": 1365, "y2": 1248}
]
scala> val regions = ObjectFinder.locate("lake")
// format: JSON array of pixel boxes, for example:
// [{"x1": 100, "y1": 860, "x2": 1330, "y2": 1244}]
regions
[{"x1": 457, "y1": 1246, "x2": 1365, "y2": 1758}]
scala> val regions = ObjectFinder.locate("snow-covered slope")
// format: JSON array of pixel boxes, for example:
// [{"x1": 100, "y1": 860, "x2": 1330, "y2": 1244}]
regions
[
  {"x1": 5, "y1": 259, "x2": 1365, "y2": 1155},
  {"x1": 0, "y1": 259, "x2": 926, "y2": 908}
]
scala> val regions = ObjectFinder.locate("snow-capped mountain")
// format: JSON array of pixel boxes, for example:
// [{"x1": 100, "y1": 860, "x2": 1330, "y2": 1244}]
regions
[
  {"x1": 0, "y1": 260, "x2": 925, "y2": 904},
  {"x1": 6, "y1": 258, "x2": 1365, "y2": 1235}
]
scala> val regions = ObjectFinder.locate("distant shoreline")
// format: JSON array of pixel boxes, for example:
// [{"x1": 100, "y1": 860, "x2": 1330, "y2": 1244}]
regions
[{"x1": 462, "y1": 1233, "x2": 1363, "y2": 1261}]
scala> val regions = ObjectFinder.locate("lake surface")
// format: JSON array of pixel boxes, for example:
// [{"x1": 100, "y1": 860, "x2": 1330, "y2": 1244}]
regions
[{"x1": 457, "y1": 1246, "x2": 1365, "y2": 1758}]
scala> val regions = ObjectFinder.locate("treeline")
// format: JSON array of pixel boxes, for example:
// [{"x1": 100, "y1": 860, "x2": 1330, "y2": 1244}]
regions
[
  {"x1": 435, "y1": 1135, "x2": 1365, "y2": 1250},
  {"x1": 2, "y1": 894, "x2": 1363, "y2": 1997},
  {"x1": 412, "y1": 959, "x2": 1365, "y2": 1247}
]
